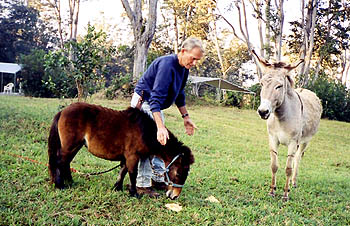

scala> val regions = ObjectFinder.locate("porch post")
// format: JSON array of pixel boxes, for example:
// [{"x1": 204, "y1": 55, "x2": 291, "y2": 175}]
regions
[{"x1": 14, "y1": 72, "x2": 17, "y2": 92}]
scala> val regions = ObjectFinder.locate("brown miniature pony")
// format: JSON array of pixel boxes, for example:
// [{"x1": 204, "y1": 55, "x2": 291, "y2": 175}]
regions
[{"x1": 48, "y1": 102, "x2": 194, "y2": 199}]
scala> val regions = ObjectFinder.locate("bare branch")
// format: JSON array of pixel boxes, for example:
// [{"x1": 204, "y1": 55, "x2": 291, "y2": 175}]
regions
[{"x1": 120, "y1": 0, "x2": 135, "y2": 27}]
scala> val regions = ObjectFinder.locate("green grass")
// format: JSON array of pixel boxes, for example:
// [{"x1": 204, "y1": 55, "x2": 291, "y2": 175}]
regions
[{"x1": 0, "y1": 95, "x2": 349, "y2": 225}]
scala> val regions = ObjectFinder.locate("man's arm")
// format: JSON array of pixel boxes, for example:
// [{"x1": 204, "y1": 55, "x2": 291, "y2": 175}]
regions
[
  {"x1": 152, "y1": 111, "x2": 169, "y2": 145},
  {"x1": 178, "y1": 105, "x2": 197, "y2": 136}
]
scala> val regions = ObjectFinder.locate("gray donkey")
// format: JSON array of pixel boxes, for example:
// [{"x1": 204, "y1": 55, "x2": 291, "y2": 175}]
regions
[{"x1": 253, "y1": 51, "x2": 322, "y2": 201}]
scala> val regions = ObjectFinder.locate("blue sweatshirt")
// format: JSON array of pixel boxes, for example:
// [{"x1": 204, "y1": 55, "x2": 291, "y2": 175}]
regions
[{"x1": 134, "y1": 54, "x2": 189, "y2": 113}]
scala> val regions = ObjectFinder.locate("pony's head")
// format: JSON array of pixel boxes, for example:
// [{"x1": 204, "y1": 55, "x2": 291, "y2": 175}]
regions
[
  {"x1": 125, "y1": 107, "x2": 195, "y2": 199},
  {"x1": 163, "y1": 142, "x2": 194, "y2": 200}
]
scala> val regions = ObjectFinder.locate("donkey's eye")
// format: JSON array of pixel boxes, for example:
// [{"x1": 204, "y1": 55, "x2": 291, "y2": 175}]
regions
[{"x1": 276, "y1": 85, "x2": 283, "y2": 90}]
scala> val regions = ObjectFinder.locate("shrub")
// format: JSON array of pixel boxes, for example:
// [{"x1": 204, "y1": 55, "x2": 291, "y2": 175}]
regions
[
  {"x1": 244, "y1": 83, "x2": 261, "y2": 110},
  {"x1": 18, "y1": 49, "x2": 55, "y2": 97},
  {"x1": 222, "y1": 91, "x2": 244, "y2": 108},
  {"x1": 105, "y1": 73, "x2": 134, "y2": 100},
  {"x1": 306, "y1": 72, "x2": 350, "y2": 122}
]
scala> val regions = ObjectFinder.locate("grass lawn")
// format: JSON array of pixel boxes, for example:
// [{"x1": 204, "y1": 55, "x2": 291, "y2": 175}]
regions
[{"x1": 0, "y1": 95, "x2": 349, "y2": 225}]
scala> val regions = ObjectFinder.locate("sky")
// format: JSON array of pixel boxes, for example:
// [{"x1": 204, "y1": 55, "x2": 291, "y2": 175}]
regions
[
  {"x1": 217, "y1": 0, "x2": 302, "y2": 51},
  {"x1": 72, "y1": 1, "x2": 349, "y2": 87},
  {"x1": 78, "y1": 0, "x2": 130, "y2": 44},
  {"x1": 78, "y1": 0, "x2": 302, "y2": 49}
]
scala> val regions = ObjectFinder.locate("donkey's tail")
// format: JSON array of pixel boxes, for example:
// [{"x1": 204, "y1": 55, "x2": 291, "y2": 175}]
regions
[{"x1": 48, "y1": 111, "x2": 62, "y2": 184}]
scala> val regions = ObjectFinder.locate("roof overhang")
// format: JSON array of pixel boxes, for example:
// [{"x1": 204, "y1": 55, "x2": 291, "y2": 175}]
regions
[
  {"x1": 189, "y1": 76, "x2": 255, "y2": 94},
  {"x1": 0, "y1": 63, "x2": 22, "y2": 74}
]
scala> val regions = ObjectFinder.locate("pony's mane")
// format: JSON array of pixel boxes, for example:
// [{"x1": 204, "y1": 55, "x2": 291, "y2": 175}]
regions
[
  {"x1": 123, "y1": 107, "x2": 159, "y2": 150},
  {"x1": 123, "y1": 107, "x2": 194, "y2": 165}
]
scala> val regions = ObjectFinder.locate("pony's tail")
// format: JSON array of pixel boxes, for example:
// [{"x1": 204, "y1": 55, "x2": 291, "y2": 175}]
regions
[{"x1": 48, "y1": 111, "x2": 62, "y2": 186}]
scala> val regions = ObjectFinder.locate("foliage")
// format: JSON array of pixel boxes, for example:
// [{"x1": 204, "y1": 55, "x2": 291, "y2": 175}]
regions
[
  {"x1": 18, "y1": 49, "x2": 53, "y2": 97},
  {"x1": 161, "y1": 0, "x2": 215, "y2": 43},
  {"x1": 104, "y1": 45, "x2": 134, "y2": 88},
  {"x1": 43, "y1": 49, "x2": 78, "y2": 98},
  {"x1": 0, "y1": 0, "x2": 57, "y2": 62},
  {"x1": 247, "y1": 83, "x2": 262, "y2": 110},
  {"x1": 44, "y1": 24, "x2": 116, "y2": 100},
  {"x1": 0, "y1": 96, "x2": 349, "y2": 225},
  {"x1": 222, "y1": 91, "x2": 243, "y2": 108},
  {"x1": 305, "y1": 72, "x2": 350, "y2": 122},
  {"x1": 105, "y1": 73, "x2": 134, "y2": 100},
  {"x1": 287, "y1": 0, "x2": 350, "y2": 82}
]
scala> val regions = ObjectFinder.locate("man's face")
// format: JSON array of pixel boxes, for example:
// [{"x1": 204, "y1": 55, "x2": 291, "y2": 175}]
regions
[{"x1": 181, "y1": 47, "x2": 203, "y2": 69}]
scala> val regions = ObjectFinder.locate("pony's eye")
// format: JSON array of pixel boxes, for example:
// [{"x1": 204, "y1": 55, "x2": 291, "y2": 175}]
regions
[{"x1": 276, "y1": 85, "x2": 283, "y2": 90}]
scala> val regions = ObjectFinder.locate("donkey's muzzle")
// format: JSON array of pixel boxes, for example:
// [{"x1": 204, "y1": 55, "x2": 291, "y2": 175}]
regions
[{"x1": 258, "y1": 109, "x2": 270, "y2": 120}]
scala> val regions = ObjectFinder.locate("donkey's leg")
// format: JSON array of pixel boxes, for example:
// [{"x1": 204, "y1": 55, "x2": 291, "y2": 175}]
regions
[
  {"x1": 125, "y1": 155, "x2": 139, "y2": 197},
  {"x1": 268, "y1": 136, "x2": 279, "y2": 197},
  {"x1": 283, "y1": 142, "x2": 298, "y2": 201},
  {"x1": 292, "y1": 143, "x2": 308, "y2": 188},
  {"x1": 113, "y1": 161, "x2": 127, "y2": 191}
]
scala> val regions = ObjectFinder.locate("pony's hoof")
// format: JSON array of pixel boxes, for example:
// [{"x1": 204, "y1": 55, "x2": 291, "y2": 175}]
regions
[
  {"x1": 293, "y1": 183, "x2": 297, "y2": 188},
  {"x1": 112, "y1": 184, "x2": 123, "y2": 191},
  {"x1": 129, "y1": 191, "x2": 140, "y2": 198},
  {"x1": 55, "y1": 183, "x2": 65, "y2": 189}
]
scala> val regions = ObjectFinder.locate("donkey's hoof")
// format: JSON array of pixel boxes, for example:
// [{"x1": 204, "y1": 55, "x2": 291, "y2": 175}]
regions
[
  {"x1": 268, "y1": 191, "x2": 276, "y2": 197},
  {"x1": 282, "y1": 196, "x2": 289, "y2": 202}
]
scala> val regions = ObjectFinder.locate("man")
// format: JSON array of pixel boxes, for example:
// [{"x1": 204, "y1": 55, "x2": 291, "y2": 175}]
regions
[{"x1": 130, "y1": 37, "x2": 204, "y2": 197}]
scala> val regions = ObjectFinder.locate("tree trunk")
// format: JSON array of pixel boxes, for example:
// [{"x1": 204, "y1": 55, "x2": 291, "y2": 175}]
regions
[
  {"x1": 303, "y1": 0, "x2": 317, "y2": 86},
  {"x1": 275, "y1": 0, "x2": 284, "y2": 61},
  {"x1": 69, "y1": 0, "x2": 80, "y2": 41},
  {"x1": 256, "y1": 0, "x2": 265, "y2": 58},
  {"x1": 264, "y1": 0, "x2": 272, "y2": 60},
  {"x1": 210, "y1": 9, "x2": 226, "y2": 80},
  {"x1": 133, "y1": 41, "x2": 148, "y2": 79},
  {"x1": 344, "y1": 61, "x2": 350, "y2": 85},
  {"x1": 299, "y1": 0, "x2": 317, "y2": 87},
  {"x1": 47, "y1": 0, "x2": 64, "y2": 48},
  {"x1": 121, "y1": 0, "x2": 158, "y2": 81},
  {"x1": 76, "y1": 79, "x2": 83, "y2": 101},
  {"x1": 173, "y1": 11, "x2": 179, "y2": 54}
]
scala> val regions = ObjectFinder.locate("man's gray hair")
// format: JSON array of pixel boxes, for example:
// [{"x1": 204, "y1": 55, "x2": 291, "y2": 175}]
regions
[{"x1": 181, "y1": 37, "x2": 204, "y2": 53}]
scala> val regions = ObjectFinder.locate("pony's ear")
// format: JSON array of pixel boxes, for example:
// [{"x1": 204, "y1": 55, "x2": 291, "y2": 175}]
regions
[
  {"x1": 188, "y1": 152, "x2": 195, "y2": 165},
  {"x1": 283, "y1": 59, "x2": 304, "y2": 72},
  {"x1": 182, "y1": 146, "x2": 194, "y2": 165}
]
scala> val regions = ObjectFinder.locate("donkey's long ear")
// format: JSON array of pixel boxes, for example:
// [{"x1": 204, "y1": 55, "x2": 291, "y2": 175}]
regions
[
  {"x1": 251, "y1": 49, "x2": 271, "y2": 78},
  {"x1": 284, "y1": 59, "x2": 304, "y2": 71}
]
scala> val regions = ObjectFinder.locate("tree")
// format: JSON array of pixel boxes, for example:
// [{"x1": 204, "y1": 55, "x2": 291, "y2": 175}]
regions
[
  {"x1": 217, "y1": 0, "x2": 287, "y2": 77},
  {"x1": 40, "y1": 0, "x2": 81, "y2": 48},
  {"x1": 121, "y1": 0, "x2": 158, "y2": 81},
  {"x1": 287, "y1": 0, "x2": 318, "y2": 87},
  {"x1": 160, "y1": 0, "x2": 213, "y2": 53},
  {"x1": 44, "y1": 25, "x2": 115, "y2": 100},
  {"x1": 19, "y1": 49, "x2": 54, "y2": 97},
  {"x1": 0, "y1": 0, "x2": 57, "y2": 62},
  {"x1": 288, "y1": 0, "x2": 350, "y2": 87}
]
